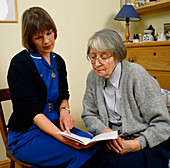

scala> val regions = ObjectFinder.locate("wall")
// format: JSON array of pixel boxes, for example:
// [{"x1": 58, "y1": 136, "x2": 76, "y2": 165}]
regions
[
  {"x1": 0, "y1": 0, "x2": 122, "y2": 161},
  {"x1": 1, "y1": 0, "x2": 169, "y2": 162}
]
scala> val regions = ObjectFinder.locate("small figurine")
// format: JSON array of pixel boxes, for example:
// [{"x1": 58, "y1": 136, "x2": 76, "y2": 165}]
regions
[{"x1": 143, "y1": 30, "x2": 154, "y2": 42}]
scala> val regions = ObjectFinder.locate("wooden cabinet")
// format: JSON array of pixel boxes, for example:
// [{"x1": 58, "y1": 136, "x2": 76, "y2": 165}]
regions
[{"x1": 125, "y1": 41, "x2": 170, "y2": 90}]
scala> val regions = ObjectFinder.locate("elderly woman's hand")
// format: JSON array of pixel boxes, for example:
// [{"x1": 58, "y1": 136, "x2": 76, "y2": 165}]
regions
[
  {"x1": 102, "y1": 128, "x2": 125, "y2": 153},
  {"x1": 102, "y1": 129, "x2": 141, "y2": 154},
  {"x1": 119, "y1": 139, "x2": 141, "y2": 155},
  {"x1": 106, "y1": 137, "x2": 141, "y2": 154},
  {"x1": 106, "y1": 136, "x2": 125, "y2": 153},
  {"x1": 60, "y1": 110, "x2": 75, "y2": 134}
]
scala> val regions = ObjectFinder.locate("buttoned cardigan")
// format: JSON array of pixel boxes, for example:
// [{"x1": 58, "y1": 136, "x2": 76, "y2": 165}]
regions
[
  {"x1": 7, "y1": 50, "x2": 69, "y2": 132},
  {"x1": 82, "y1": 61, "x2": 170, "y2": 149}
]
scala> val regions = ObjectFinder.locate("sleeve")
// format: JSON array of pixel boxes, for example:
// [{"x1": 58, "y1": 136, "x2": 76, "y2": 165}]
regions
[
  {"x1": 57, "y1": 55, "x2": 69, "y2": 100},
  {"x1": 82, "y1": 71, "x2": 109, "y2": 135},
  {"x1": 7, "y1": 53, "x2": 47, "y2": 132},
  {"x1": 54, "y1": 54, "x2": 70, "y2": 112},
  {"x1": 133, "y1": 68, "x2": 170, "y2": 148}
]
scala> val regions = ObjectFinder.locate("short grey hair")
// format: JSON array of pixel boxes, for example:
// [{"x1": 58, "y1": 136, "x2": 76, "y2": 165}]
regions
[{"x1": 87, "y1": 29, "x2": 127, "y2": 61}]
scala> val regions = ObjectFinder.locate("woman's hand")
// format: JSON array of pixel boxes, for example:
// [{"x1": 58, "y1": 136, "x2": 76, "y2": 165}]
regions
[
  {"x1": 103, "y1": 128, "x2": 141, "y2": 154},
  {"x1": 107, "y1": 138, "x2": 141, "y2": 154},
  {"x1": 103, "y1": 128, "x2": 141, "y2": 155},
  {"x1": 57, "y1": 133, "x2": 95, "y2": 150},
  {"x1": 34, "y1": 113, "x2": 94, "y2": 150},
  {"x1": 60, "y1": 110, "x2": 75, "y2": 134},
  {"x1": 119, "y1": 139, "x2": 141, "y2": 155},
  {"x1": 106, "y1": 136, "x2": 125, "y2": 153},
  {"x1": 102, "y1": 128, "x2": 125, "y2": 153}
]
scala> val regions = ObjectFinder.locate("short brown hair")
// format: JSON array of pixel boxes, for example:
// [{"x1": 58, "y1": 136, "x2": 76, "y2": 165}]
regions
[{"x1": 22, "y1": 7, "x2": 57, "y2": 52}]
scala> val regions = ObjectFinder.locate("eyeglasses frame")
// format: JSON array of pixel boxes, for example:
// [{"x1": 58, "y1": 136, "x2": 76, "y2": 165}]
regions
[{"x1": 86, "y1": 54, "x2": 113, "y2": 64}]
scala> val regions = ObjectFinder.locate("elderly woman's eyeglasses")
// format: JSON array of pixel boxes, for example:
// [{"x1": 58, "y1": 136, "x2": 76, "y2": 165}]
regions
[{"x1": 86, "y1": 54, "x2": 113, "y2": 64}]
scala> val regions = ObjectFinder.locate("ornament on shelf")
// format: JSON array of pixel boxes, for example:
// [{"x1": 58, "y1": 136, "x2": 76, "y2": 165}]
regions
[
  {"x1": 157, "y1": 31, "x2": 167, "y2": 41},
  {"x1": 143, "y1": 30, "x2": 154, "y2": 42}
]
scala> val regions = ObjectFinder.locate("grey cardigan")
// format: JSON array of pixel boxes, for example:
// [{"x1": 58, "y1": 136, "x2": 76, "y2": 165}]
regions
[{"x1": 82, "y1": 61, "x2": 170, "y2": 149}]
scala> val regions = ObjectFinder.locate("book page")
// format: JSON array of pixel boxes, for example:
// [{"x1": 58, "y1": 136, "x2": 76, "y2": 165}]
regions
[
  {"x1": 90, "y1": 131, "x2": 118, "y2": 143},
  {"x1": 57, "y1": 131, "x2": 92, "y2": 145},
  {"x1": 57, "y1": 131, "x2": 118, "y2": 145}
]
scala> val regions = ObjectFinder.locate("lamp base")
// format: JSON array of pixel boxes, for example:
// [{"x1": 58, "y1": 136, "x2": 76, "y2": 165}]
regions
[
  {"x1": 124, "y1": 23, "x2": 133, "y2": 43},
  {"x1": 123, "y1": 40, "x2": 132, "y2": 43}
]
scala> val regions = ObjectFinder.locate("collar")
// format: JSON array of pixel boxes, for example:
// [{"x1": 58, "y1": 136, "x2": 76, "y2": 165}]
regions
[
  {"x1": 105, "y1": 62, "x2": 122, "y2": 89},
  {"x1": 27, "y1": 49, "x2": 55, "y2": 59},
  {"x1": 27, "y1": 49, "x2": 56, "y2": 69}
]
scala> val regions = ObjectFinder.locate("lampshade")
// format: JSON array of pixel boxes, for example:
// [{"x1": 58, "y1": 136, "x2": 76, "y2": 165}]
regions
[
  {"x1": 114, "y1": 5, "x2": 141, "y2": 23},
  {"x1": 114, "y1": 5, "x2": 141, "y2": 43}
]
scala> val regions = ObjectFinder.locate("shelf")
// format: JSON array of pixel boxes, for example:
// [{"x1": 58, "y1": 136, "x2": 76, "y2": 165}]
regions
[
  {"x1": 124, "y1": 41, "x2": 170, "y2": 48},
  {"x1": 135, "y1": 0, "x2": 170, "y2": 15}
]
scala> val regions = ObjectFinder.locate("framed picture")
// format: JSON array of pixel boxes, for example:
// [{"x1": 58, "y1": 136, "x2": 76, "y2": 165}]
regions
[
  {"x1": 164, "y1": 23, "x2": 170, "y2": 40},
  {"x1": 0, "y1": 0, "x2": 18, "y2": 23}
]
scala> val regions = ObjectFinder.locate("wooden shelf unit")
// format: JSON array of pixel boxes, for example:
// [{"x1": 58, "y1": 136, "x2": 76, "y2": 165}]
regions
[
  {"x1": 124, "y1": 41, "x2": 170, "y2": 48},
  {"x1": 135, "y1": 0, "x2": 170, "y2": 14},
  {"x1": 124, "y1": 41, "x2": 170, "y2": 90}
]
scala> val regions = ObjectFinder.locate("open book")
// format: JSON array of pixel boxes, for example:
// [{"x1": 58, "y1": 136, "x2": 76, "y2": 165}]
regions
[{"x1": 57, "y1": 131, "x2": 118, "y2": 145}]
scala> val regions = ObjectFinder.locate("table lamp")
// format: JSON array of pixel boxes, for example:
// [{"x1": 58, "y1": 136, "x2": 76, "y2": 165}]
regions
[{"x1": 114, "y1": 5, "x2": 141, "y2": 43}]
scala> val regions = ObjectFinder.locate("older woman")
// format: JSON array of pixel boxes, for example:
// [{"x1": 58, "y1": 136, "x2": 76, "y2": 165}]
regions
[{"x1": 82, "y1": 28, "x2": 170, "y2": 168}]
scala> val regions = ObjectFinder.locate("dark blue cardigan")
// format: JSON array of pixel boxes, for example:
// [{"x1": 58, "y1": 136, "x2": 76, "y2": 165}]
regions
[{"x1": 7, "y1": 50, "x2": 69, "y2": 132}]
